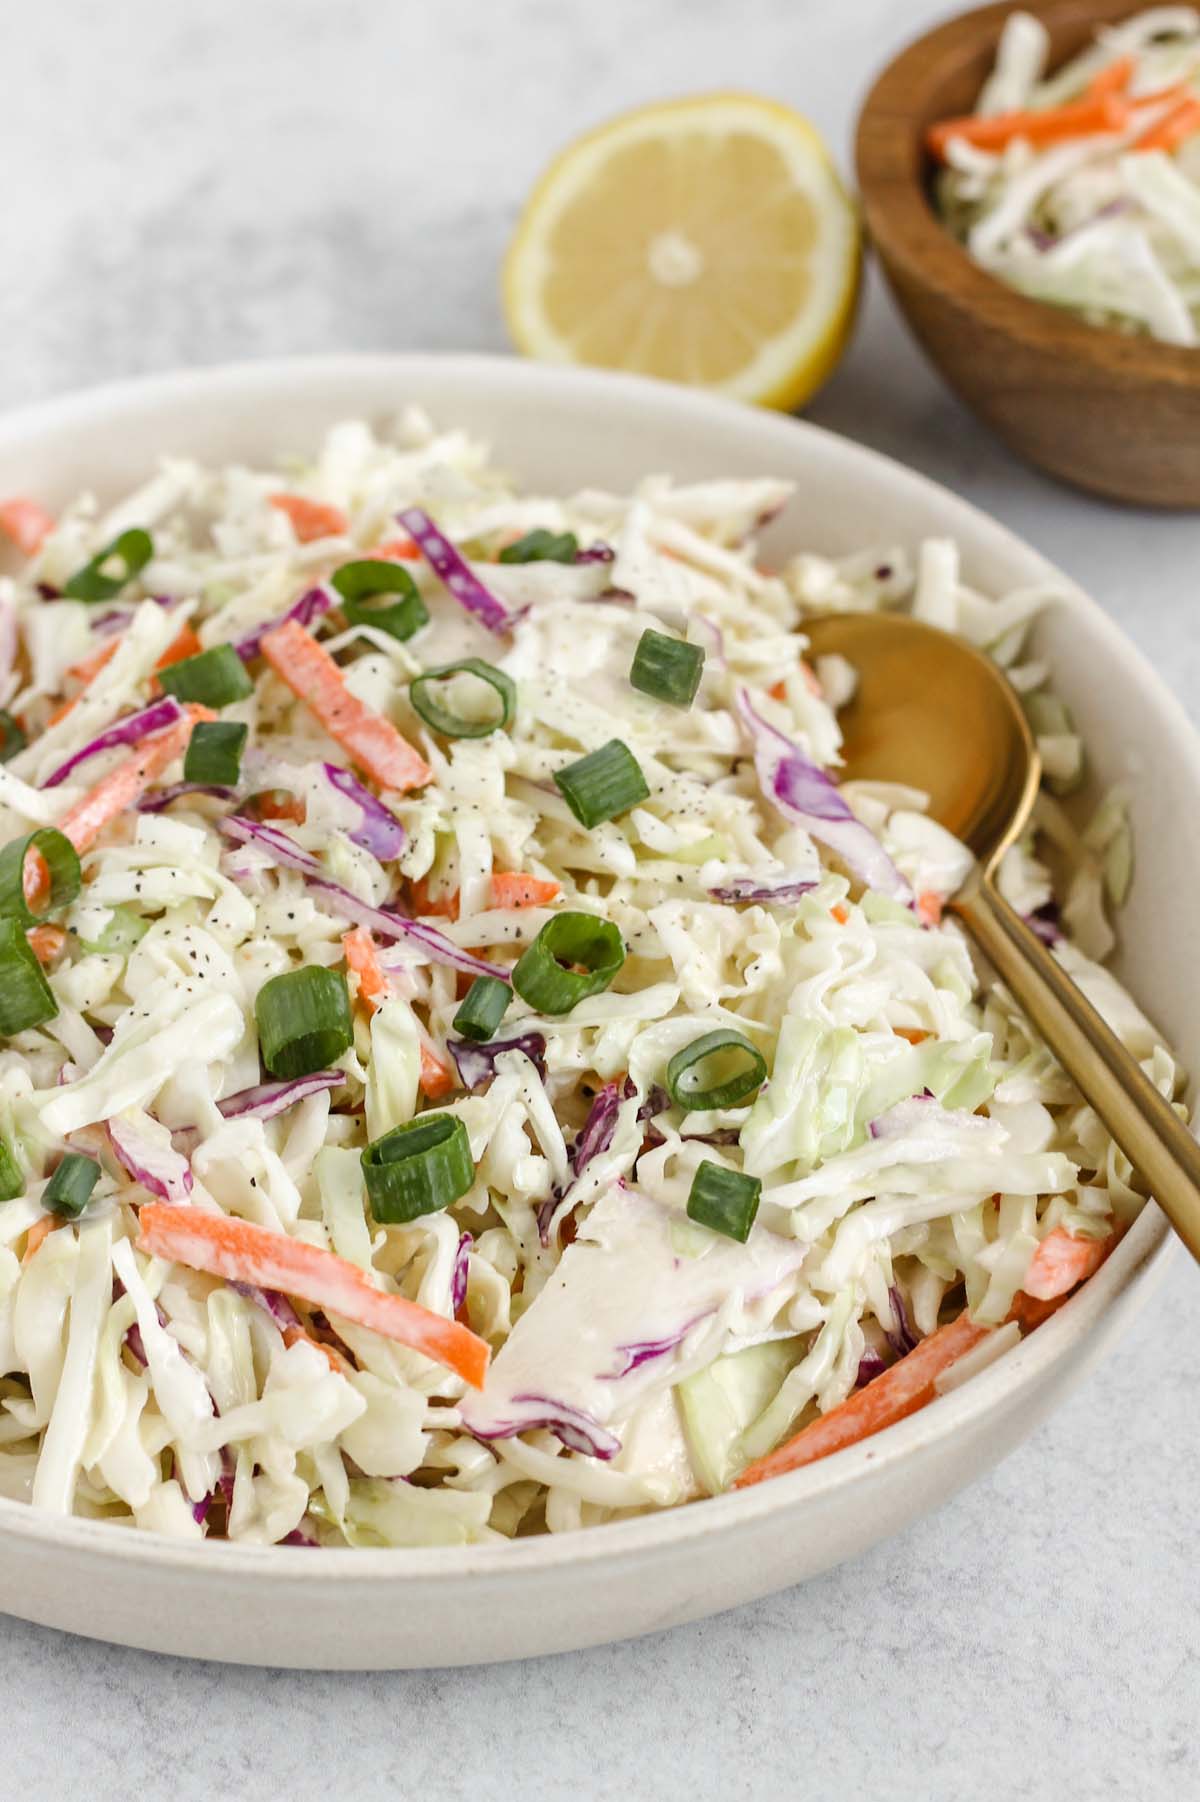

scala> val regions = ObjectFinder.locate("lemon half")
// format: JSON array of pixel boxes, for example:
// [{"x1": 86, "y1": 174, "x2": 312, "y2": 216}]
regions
[{"x1": 503, "y1": 93, "x2": 862, "y2": 410}]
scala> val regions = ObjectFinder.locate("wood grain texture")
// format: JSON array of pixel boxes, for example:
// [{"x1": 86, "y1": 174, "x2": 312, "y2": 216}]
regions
[{"x1": 855, "y1": 0, "x2": 1200, "y2": 508}]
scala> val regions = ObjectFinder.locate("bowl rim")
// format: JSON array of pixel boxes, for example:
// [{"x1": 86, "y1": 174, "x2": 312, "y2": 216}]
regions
[
  {"x1": 0, "y1": 349, "x2": 1187, "y2": 1584},
  {"x1": 854, "y1": 0, "x2": 1200, "y2": 390}
]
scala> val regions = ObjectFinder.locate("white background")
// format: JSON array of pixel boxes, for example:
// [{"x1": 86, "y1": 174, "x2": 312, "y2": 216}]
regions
[{"x1": 4, "y1": 1, "x2": 1199, "y2": 1796}]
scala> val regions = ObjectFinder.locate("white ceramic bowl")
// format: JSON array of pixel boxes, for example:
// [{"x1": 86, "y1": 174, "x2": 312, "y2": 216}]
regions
[{"x1": 0, "y1": 355, "x2": 1188, "y2": 1669}]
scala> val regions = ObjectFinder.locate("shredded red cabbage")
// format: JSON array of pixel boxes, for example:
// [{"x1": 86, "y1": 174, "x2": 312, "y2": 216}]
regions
[
  {"x1": 536, "y1": 1077, "x2": 636, "y2": 1244},
  {"x1": 1026, "y1": 901, "x2": 1063, "y2": 946},
  {"x1": 574, "y1": 543, "x2": 616, "y2": 565},
  {"x1": 572, "y1": 1075, "x2": 636, "y2": 1175},
  {"x1": 469, "y1": 1393, "x2": 621, "y2": 1460},
  {"x1": 107, "y1": 1115, "x2": 194, "y2": 1203},
  {"x1": 90, "y1": 608, "x2": 133, "y2": 637},
  {"x1": 602, "y1": 1319, "x2": 699, "y2": 1380},
  {"x1": 220, "y1": 815, "x2": 509, "y2": 981},
  {"x1": 868, "y1": 1094, "x2": 935, "y2": 1140},
  {"x1": 137, "y1": 781, "x2": 234, "y2": 813},
  {"x1": 233, "y1": 585, "x2": 334, "y2": 661},
  {"x1": 114, "y1": 1277, "x2": 167, "y2": 1369},
  {"x1": 885, "y1": 1284, "x2": 918, "y2": 1357},
  {"x1": 231, "y1": 1281, "x2": 302, "y2": 1332},
  {"x1": 321, "y1": 763, "x2": 407, "y2": 860},
  {"x1": 736, "y1": 689, "x2": 912, "y2": 903},
  {"x1": 217, "y1": 1069, "x2": 343, "y2": 1122},
  {"x1": 855, "y1": 1349, "x2": 889, "y2": 1388},
  {"x1": 42, "y1": 696, "x2": 185, "y2": 789},
  {"x1": 693, "y1": 614, "x2": 727, "y2": 670},
  {"x1": 448, "y1": 1032, "x2": 547, "y2": 1091},
  {"x1": 451, "y1": 1232, "x2": 472, "y2": 1316},
  {"x1": 396, "y1": 506, "x2": 511, "y2": 634},
  {"x1": 708, "y1": 871, "x2": 818, "y2": 904}
]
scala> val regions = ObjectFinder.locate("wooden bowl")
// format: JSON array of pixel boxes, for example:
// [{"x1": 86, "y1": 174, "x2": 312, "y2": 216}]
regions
[{"x1": 856, "y1": 0, "x2": 1200, "y2": 508}]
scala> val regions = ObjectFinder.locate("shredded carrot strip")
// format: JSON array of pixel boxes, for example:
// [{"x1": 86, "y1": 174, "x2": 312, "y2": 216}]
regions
[
  {"x1": 1087, "y1": 54, "x2": 1135, "y2": 98},
  {"x1": 490, "y1": 872, "x2": 561, "y2": 909},
  {"x1": 1131, "y1": 77, "x2": 1195, "y2": 111},
  {"x1": 62, "y1": 637, "x2": 120, "y2": 693},
  {"x1": 281, "y1": 1322, "x2": 354, "y2": 1377},
  {"x1": 155, "y1": 622, "x2": 202, "y2": 670},
  {"x1": 255, "y1": 790, "x2": 306, "y2": 824},
  {"x1": 48, "y1": 638, "x2": 123, "y2": 728},
  {"x1": 926, "y1": 92, "x2": 1127, "y2": 160},
  {"x1": 830, "y1": 903, "x2": 850, "y2": 925},
  {"x1": 374, "y1": 536, "x2": 421, "y2": 561},
  {"x1": 24, "y1": 709, "x2": 207, "y2": 908},
  {"x1": 916, "y1": 890, "x2": 944, "y2": 927},
  {"x1": 60, "y1": 622, "x2": 198, "y2": 724},
  {"x1": 1135, "y1": 93, "x2": 1200, "y2": 152},
  {"x1": 56, "y1": 705, "x2": 213, "y2": 856},
  {"x1": 26, "y1": 924, "x2": 67, "y2": 966},
  {"x1": 765, "y1": 671, "x2": 822, "y2": 704},
  {"x1": 419, "y1": 1043, "x2": 457, "y2": 1099},
  {"x1": 1021, "y1": 1225, "x2": 1119, "y2": 1302},
  {"x1": 734, "y1": 1312, "x2": 992, "y2": 1488},
  {"x1": 137, "y1": 1203, "x2": 490, "y2": 1387},
  {"x1": 343, "y1": 927, "x2": 389, "y2": 1013},
  {"x1": 261, "y1": 619, "x2": 432, "y2": 793},
  {"x1": 410, "y1": 876, "x2": 460, "y2": 921},
  {"x1": 893, "y1": 1026, "x2": 930, "y2": 1045},
  {"x1": 343, "y1": 928, "x2": 453, "y2": 1093},
  {"x1": 0, "y1": 498, "x2": 55, "y2": 557},
  {"x1": 268, "y1": 493, "x2": 349, "y2": 543},
  {"x1": 22, "y1": 1215, "x2": 62, "y2": 1263},
  {"x1": 147, "y1": 623, "x2": 205, "y2": 695}
]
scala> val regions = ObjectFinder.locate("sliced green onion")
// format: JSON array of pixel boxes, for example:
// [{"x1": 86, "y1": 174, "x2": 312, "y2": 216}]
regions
[
  {"x1": 79, "y1": 904, "x2": 150, "y2": 956},
  {"x1": 512, "y1": 911, "x2": 624, "y2": 1015},
  {"x1": 361, "y1": 1112, "x2": 475, "y2": 1223},
  {"x1": 666, "y1": 1030, "x2": 767, "y2": 1112},
  {"x1": 332, "y1": 559, "x2": 430, "y2": 642},
  {"x1": 553, "y1": 739, "x2": 649, "y2": 829},
  {"x1": 0, "y1": 920, "x2": 58, "y2": 1035},
  {"x1": 0, "y1": 1139, "x2": 23, "y2": 1202},
  {"x1": 452, "y1": 975, "x2": 510, "y2": 1043},
  {"x1": 0, "y1": 711, "x2": 27, "y2": 764},
  {"x1": 63, "y1": 528, "x2": 154, "y2": 602},
  {"x1": 0, "y1": 828, "x2": 81, "y2": 925},
  {"x1": 498, "y1": 529, "x2": 579, "y2": 565},
  {"x1": 630, "y1": 629, "x2": 705, "y2": 708},
  {"x1": 686, "y1": 1161, "x2": 762, "y2": 1243},
  {"x1": 409, "y1": 658, "x2": 516, "y2": 739},
  {"x1": 255, "y1": 966, "x2": 353, "y2": 1079},
  {"x1": 158, "y1": 643, "x2": 254, "y2": 708},
  {"x1": 184, "y1": 719, "x2": 247, "y2": 786},
  {"x1": 43, "y1": 1153, "x2": 100, "y2": 1220}
]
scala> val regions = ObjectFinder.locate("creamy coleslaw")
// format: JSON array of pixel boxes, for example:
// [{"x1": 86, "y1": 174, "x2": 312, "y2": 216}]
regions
[
  {"x1": 934, "y1": 8, "x2": 1200, "y2": 345},
  {"x1": 0, "y1": 409, "x2": 1179, "y2": 1547}
]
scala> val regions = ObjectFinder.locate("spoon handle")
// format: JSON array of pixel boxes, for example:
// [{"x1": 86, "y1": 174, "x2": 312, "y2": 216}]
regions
[{"x1": 954, "y1": 873, "x2": 1200, "y2": 1264}]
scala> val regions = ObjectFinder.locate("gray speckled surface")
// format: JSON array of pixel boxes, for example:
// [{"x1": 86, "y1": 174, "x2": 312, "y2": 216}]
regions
[{"x1": 3, "y1": 0, "x2": 1199, "y2": 1794}]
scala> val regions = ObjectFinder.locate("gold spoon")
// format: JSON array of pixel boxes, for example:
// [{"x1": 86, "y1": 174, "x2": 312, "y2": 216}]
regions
[{"x1": 804, "y1": 610, "x2": 1200, "y2": 1262}]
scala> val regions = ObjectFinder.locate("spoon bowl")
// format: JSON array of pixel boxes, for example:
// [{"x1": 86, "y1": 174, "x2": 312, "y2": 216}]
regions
[
  {"x1": 804, "y1": 611, "x2": 1040, "y2": 868},
  {"x1": 805, "y1": 608, "x2": 1200, "y2": 1266}
]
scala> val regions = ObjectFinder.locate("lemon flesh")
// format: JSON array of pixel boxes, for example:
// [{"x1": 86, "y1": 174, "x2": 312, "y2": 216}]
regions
[{"x1": 504, "y1": 93, "x2": 862, "y2": 410}]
